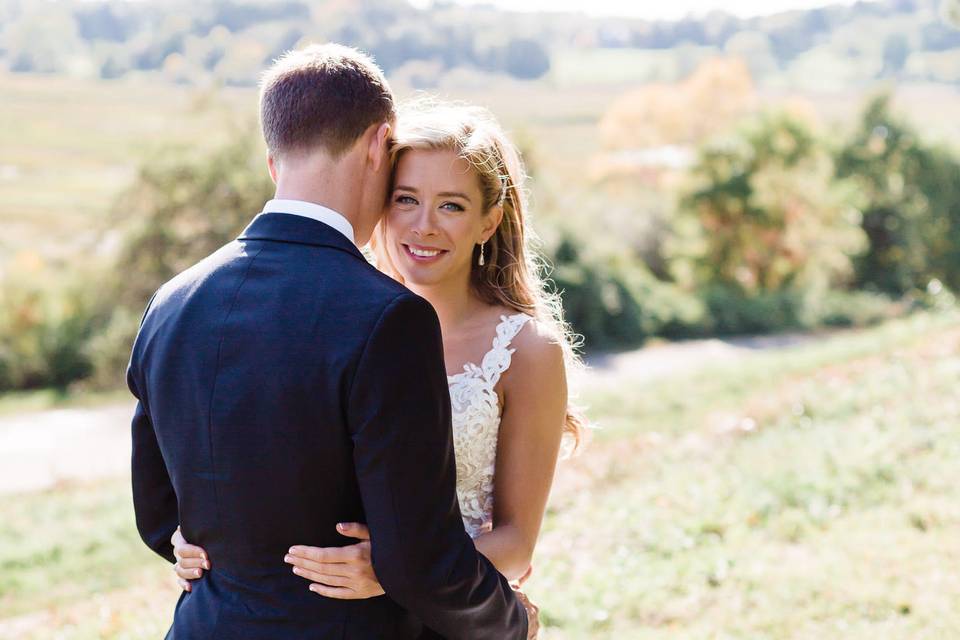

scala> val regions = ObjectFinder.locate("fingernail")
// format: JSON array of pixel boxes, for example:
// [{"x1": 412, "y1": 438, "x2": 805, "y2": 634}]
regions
[
  {"x1": 337, "y1": 523, "x2": 345, "y2": 529},
  {"x1": 194, "y1": 569, "x2": 201, "y2": 577},
  {"x1": 203, "y1": 561, "x2": 210, "y2": 570},
  {"x1": 293, "y1": 567, "x2": 301, "y2": 575},
  {"x1": 284, "y1": 555, "x2": 292, "y2": 563},
  {"x1": 309, "y1": 585, "x2": 317, "y2": 592}
]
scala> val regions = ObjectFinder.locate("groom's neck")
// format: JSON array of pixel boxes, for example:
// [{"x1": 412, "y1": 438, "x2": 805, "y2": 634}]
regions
[{"x1": 272, "y1": 155, "x2": 364, "y2": 227}]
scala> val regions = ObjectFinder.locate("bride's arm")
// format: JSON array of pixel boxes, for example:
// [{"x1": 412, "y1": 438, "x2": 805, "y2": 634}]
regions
[
  {"x1": 285, "y1": 323, "x2": 568, "y2": 594},
  {"x1": 474, "y1": 323, "x2": 567, "y2": 582}
]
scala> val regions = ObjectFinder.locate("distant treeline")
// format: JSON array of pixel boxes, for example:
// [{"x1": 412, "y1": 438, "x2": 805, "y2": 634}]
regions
[
  {"x1": 1, "y1": 93, "x2": 958, "y2": 391},
  {"x1": 1, "y1": 0, "x2": 959, "y2": 85}
]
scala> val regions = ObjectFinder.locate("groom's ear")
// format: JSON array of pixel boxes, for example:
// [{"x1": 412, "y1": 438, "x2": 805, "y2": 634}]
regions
[
  {"x1": 266, "y1": 152, "x2": 279, "y2": 184},
  {"x1": 368, "y1": 121, "x2": 392, "y2": 173}
]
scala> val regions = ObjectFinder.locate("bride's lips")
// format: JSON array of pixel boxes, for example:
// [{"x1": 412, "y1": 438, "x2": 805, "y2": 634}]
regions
[{"x1": 402, "y1": 243, "x2": 449, "y2": 263}]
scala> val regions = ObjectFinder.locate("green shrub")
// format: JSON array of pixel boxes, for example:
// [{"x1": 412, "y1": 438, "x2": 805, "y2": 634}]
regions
[
  {"x1": 0, "y1": 268, "x2": 103, "y2": 391},
  {"x1": 701, "y1": 286, "x2": 804, "y2": 335},
  {"x1": 83, "y1": 307, "x2": 142, "y2": 390},
  {"x1": 546, "y1": 235, "x2": 706, "y2": 350},
  {"x1": 803, "y1": 289, "x2": 899, "y2": 328},
  {"x1": 836, "y1": 94, "x2": 960, "y2": 295}
]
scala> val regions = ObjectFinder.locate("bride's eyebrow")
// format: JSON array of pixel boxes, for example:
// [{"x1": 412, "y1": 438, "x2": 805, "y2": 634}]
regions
[
  {"x1": 437, "y1": 191, "x2": 472, "y2": 202},
  {"x1": 393, "y1": 186, "x2": 472, "y2": 203}
]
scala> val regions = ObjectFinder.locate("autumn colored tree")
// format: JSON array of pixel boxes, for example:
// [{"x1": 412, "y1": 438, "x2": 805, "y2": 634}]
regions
[
  {"x1": 599, "y1": 57, "x2": 757, "y2": 149},
  {"x1": 672, "y1": 112, "x2": 865, "y2": 295}
]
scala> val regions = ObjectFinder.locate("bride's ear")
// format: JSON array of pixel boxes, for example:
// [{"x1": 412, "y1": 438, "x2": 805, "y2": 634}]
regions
[{"x1": 481, "y1": 204, "x2": 504, "y2": 242}]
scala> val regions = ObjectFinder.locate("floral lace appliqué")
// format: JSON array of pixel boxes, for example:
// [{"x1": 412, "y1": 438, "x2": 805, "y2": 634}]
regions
[{"x1": 446, "y1": 313, "x2": 532, "y2": 539}]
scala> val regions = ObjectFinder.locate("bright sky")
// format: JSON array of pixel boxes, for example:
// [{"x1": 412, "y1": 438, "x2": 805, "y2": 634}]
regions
[{"x1": 410, "y1": 0, "x2": 877, "y2": 20}]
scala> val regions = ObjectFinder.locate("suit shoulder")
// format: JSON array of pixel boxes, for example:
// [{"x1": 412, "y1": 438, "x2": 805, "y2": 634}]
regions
[{"x1": 150, "y1": 241, "x2": 244, "y2": 309}]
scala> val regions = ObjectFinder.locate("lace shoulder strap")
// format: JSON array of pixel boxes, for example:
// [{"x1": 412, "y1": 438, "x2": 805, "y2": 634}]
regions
[{"x1": 479, "y1": 313, "x2": 532, "y2": 386}]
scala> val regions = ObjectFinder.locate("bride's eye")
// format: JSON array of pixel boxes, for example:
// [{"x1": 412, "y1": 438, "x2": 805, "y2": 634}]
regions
[
  {"x1": 394, "y1": 194, "x2": 417, "y2": 206},
  {"x1": 440, "y1": 201, "x2": 465, "y2": 213}
]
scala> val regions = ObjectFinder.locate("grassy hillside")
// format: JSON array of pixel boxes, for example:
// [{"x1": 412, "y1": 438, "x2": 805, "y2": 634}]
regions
[
  {"x1": 5, "y1": 69, "x2": 960, "y2": 271},
  {"x1": 2, "y1": 310, "x2": 957, "y2": 638},
  {"x1": 0, "y1": 73, "x2": 255, "y2": 262}
]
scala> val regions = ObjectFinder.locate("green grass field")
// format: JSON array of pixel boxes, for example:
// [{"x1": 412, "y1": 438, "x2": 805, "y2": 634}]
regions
[
  {"x1": 2, "y1": 310, "x2": 957, "y2": 638},
  {"x1": 0, "y1": 71, "x2": 619, "y2": 269},
  {"x1": 0, "y1": 72, "x2": 256, "y2": 263}
]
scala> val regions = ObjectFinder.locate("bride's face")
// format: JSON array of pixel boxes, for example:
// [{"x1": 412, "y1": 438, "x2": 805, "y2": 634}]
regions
[{"x1": 382, "y1": 148, "x2": 498, "y2": 288}]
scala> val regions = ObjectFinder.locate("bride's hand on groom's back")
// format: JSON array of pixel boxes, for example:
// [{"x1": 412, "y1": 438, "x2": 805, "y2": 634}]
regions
[
  {"x1": 285, "y1": 522, "x2": 385, "y2": 600},
  {"x1": 171, "y1": 527, "x2": 209, "y2": 592}
]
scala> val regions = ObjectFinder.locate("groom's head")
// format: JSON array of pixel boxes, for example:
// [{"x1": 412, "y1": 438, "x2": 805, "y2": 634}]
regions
[{"x1": 260, "y1": 43, "x2": 395, "y2": 243}]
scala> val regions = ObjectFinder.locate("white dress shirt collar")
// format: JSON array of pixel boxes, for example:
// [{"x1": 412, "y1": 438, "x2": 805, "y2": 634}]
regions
[{"x1": 260, "y1": 199, "x2": 355, "y2": 245}]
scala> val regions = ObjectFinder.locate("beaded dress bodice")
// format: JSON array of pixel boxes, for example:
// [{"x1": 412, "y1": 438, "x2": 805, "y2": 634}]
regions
[{"x1": 446, "y1": 313, "x2": 532, "y2": 539}]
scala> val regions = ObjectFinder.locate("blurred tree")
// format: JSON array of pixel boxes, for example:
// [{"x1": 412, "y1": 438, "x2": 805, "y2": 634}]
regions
[
  {"x1": 600, "y1": 57, "x2": 756, "y2": 149},
  {"x1": 672, "y1": 112, "x2": 865, "y2": 295},
  {"x1": 73, "y1": 4, "x2": 136, "y2": 42},
  {"x1": 723, "y1": 30, "x2": 779, "y2": 79},
  {"x1": 882, "y1": 33, "x2": 909, "y2": 73},
  {"x1": 6, "y1": 9, "x2": 83, "y2": 73},
  {"x1": 944, "y1": 0, "x2": 960, "y2": 29},
  {"x1": 111, "y1": 130, "x2": 274, "y2": 309},
  {"x1": 503, "y1": 38, "x2": 551, "y2": 80},
  {"x1": 835, "y1": 94, "x2": 960, "y2": 294}
]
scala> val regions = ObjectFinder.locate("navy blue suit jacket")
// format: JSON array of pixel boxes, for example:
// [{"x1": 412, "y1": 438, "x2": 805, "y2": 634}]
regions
[{"x1": 127, "y1": 211, "x2": 527, "y2": 639}]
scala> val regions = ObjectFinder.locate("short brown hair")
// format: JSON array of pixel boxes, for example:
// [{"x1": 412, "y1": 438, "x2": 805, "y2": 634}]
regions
[{"x1": 259, "y1": 43, "x2": 395, "y2": 158}]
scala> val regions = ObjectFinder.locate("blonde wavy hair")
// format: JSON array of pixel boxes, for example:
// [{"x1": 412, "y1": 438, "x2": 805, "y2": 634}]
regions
[{"x1": 371, "y1": 98, "x2": 587, "y2": 453}]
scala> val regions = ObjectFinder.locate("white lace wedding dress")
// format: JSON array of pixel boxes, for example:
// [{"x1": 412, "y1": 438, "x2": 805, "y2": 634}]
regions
[{"x1": 447, "y1": 312, "x2": 540, "y2": 638}]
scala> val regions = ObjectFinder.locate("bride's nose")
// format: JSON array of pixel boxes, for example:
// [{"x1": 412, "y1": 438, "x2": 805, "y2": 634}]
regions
[{"x1": 411, "y1": 206, "x2": 440, "y2": 237}]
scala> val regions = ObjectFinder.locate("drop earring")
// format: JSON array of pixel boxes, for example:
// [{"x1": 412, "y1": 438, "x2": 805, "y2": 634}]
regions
[{"x1": 478, "y1": 241, "x2": 486, "y2": 266}]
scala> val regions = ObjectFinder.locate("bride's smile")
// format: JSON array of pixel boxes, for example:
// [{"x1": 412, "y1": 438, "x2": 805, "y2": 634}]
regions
[{"x1": 384, "y1": 148, "x2": 500, "y2": 288}]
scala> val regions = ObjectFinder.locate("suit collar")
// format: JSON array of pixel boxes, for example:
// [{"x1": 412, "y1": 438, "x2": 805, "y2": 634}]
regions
[
  {"x1": 260, "y1": 199, "x2": 355, "y2": 244},
  {"x1": 238, "y1": 212, "x2": 365, "y2": 261}
]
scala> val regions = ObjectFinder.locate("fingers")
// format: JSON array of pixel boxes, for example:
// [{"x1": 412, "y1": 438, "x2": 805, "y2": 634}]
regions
[
  {"x1": 287, "y1": 544, "x2": 363, "y2": 565},
  {"x1": 176, "y1": 556, "x2": 208, "y2": 571},
  {"x1": 292, "y1": 567, "x2": 355, "y2": 587},
  {"x1": 307, "y1": 583, "x2": 359, "y2": 600},
  {"x1": 285, "y1": 554, "x2": 355, "y2": 579},
  {"x1": 171, "y1": 526, "x2": 210, "y2": 566},
  {"x1": 175, "y1": 562, "x2": 205, "y2": 580},
  {"x1": 173, "y1": 543, "x2": 208, "y2": 562},
  {"x1": 336, "y1": 522, "x2": 370, "y2": 541},
  {"x1": 177, "y1": 578, "x2": 193, "y2": 592}
]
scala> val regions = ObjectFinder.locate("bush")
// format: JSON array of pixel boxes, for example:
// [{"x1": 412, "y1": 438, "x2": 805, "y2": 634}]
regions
[
  {"x1": 110, "y1": 129, "x2": 274, "y2": 309},
  {"x1": 0, "y1": 267, "x2": 104, "y2": 391},
  {"x1": 803, "y1": 290, "x2": 899, "y2": 328},
  {"x1": 83, "y1": 307, "x2": 143, "y2": 390},
  {"x1": 835, "y1": 94, "x2": 960, "y2": 295},
  {"x1": 546, "y1": 235, "x2": 706, "y2": 350},
  {"x1": 701, "y1": 286, "x2": 804, "y2": 335},
  {"x1": 671, "y1": 111, "x2": 865, "y2": 295}
]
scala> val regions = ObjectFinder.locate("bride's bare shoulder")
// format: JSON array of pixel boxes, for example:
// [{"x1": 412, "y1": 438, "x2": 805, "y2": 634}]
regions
[{"x1": 505, "y1": 315, "x2": 566, "y2": 387}]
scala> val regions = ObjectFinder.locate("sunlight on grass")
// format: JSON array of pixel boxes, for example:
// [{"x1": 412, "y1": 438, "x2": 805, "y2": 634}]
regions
[
  {"x1": 1, "y1": 311, "x2": 958, "y2": 638},
  {"x1": 0, "y1": 388, "x2": 130, "y2": 418}
]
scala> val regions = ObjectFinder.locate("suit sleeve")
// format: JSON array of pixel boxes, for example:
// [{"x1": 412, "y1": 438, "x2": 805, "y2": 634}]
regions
[
  {"x1": 347, "y1": 293, "x2": 527, "y2": 640},
  {"x1": 127, "y1": 299, "x2": 178, "y2": 564}
]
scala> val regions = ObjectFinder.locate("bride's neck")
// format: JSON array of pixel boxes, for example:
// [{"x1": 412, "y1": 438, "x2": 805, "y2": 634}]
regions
[{"x1": 406, "y1": 276, "x2": 483, "y2": 335}]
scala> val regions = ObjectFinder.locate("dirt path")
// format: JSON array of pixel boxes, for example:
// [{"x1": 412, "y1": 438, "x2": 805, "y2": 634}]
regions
[
  {"x1": 0, "y1": 402, "x2": 136, "y2": 495},
  {"x1": 578, "y1": 331, "x2": 825, "y2": 390},
  {"x1": 0, "y1": 331, "x2": 830, "y2": 495}
]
